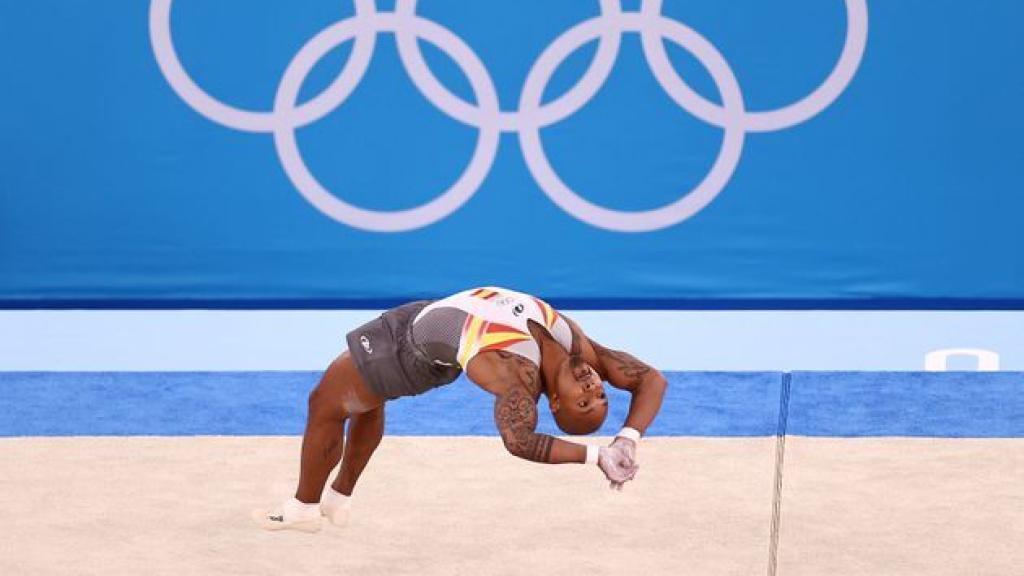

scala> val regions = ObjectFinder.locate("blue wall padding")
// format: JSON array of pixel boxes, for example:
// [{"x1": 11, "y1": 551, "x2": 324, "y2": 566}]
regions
[
  {"x1": 786, "y1": 371, "x2": 1024, "y2": 438},
  {"x1": 1, "y1": 371, "x2": 1020, "y2": 437},
  {"x1": 3, "y1": 2, "x2": 1024, "y2": 307}
]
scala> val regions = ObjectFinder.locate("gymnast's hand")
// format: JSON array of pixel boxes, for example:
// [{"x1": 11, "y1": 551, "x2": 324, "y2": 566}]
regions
[
  {"x1": 610, "y1": 436, "x2": 637, "y2": 469},
  {"x1": 598, "y1": 445, "x2": 638, "y2": 490}
]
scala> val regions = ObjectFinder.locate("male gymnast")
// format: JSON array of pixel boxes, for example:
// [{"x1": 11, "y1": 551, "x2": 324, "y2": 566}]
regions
[{"x1": 254, "y1": 286, "x2": 668, "y2": 532}]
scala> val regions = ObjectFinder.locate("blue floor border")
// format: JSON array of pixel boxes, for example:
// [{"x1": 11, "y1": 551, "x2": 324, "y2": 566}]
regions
[{"x1": 1, "y1": 371, "x2": 1021, "y2": 437}]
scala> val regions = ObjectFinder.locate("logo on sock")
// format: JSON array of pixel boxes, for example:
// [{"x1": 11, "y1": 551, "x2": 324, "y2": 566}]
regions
[{"x1": 360, "y1": 334, "x2": 373, "y2": 354}]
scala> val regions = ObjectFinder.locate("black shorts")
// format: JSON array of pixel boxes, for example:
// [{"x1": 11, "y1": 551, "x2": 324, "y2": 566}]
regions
[{"x1": 345, "y1": 301, "x2": 463, "y2": 400}]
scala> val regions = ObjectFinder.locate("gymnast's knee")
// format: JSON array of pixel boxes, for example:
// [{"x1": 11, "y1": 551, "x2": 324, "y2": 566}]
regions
[{"x1": 307, "y1": 383, "x2": 342, "y2": 421}]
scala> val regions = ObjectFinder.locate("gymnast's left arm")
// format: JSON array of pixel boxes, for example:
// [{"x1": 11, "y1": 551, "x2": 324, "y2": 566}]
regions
[
  {"x1": 590, "y1": 340, "x2": 667, "y2": 435},
  {"x1": 560, "y1": 316, "x2": 668, "y2": 436}
]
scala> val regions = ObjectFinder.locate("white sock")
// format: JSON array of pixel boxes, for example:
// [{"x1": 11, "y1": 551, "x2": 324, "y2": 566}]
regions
[
  {"x1": 282, "y1": 497, "x2": 320, "y2": 522},
  {"x1": 322, "y1": 487, "x2": 351, "y2": 509},
  {"x1": 320, "y1": 487, "x2": 352, "y2": 526}
]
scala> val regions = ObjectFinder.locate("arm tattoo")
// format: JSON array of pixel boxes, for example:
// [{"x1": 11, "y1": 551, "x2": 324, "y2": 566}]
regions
[
  {"x1": 493, "y1": 350, "x2": 542, "y2": 396},
  {"x1": 593, "y1": 342, "x2": 652, "y2": 389},
  {"x1": 494, "y1": 386, "x2": 555, "y2": 462},
  {"x1": 492, "y1": 356, "x2": 554, "y2": 462}
]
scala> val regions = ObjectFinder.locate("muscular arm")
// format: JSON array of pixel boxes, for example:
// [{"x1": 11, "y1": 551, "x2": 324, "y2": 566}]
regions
[
  {"x1": 562, "y1": 316, "x2": 668, "y2": 435},
  {"x1": 481, "y1": 351, "x2": 586, "y2": 464},
  {"x1": 494, "y1": 384, "x2": 585, "y2": 464},
  {"x1": 591, "y1": 341, "x2": 667, "y2": 434}
]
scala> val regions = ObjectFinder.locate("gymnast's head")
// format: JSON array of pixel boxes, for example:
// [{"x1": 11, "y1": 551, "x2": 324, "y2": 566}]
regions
[{"x1": 549, "y1": 355, "x2": 608, "y2": 435}]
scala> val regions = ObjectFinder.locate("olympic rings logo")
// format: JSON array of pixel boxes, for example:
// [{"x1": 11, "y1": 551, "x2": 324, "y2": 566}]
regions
[{"x1": 149, "y1": 0, "x2": 868, "y2": 232}]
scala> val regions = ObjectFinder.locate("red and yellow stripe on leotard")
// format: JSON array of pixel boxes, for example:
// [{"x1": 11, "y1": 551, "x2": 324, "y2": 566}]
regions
[
  {"x1": 532, "y1": 297, "x2": 559, "y2": 329},
  {"x1": 457, "y1": 316, "x2": 532, "y2": 367},
  {"x1": 470, "y1": 288, "x2": 500, "y2": 300}
]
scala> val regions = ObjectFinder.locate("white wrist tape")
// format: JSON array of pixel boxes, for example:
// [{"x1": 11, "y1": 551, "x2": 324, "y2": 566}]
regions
[
  {"x1": 585, "y1": 444, "x2": 599, "y2": 465},
  {"x1": 616, "y1": 427, "x2": 642, "y2": 442}
]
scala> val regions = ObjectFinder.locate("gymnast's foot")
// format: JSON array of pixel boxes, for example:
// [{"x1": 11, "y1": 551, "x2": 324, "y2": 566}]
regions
[
  {"x1": 320, "y1": 487, "x2": 352, "y2": 527},
  {"x1": 252, "y1": 498, "x2": 323, "y2": 533}
]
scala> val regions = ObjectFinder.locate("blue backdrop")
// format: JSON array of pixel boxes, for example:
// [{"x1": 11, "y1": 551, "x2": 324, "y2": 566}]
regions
[{"x1": 1, "y1": 1, "x2": 1022, "y2": 308}]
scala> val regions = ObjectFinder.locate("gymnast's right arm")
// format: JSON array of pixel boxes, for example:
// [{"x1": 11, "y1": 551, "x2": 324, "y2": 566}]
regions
[{"x1": 493, "y1": 382, "x2": 586, "y2": 464}]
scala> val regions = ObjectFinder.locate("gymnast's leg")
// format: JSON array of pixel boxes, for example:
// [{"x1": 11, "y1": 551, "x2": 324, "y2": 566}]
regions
[
  {"x1": 293, "y1": 364, "x2": 349, "y2": 504},
  {"x1": 254, "y1": 354, "x2": 381, "y2": 532},
  {"x1": 320, "y1": 404, "x2": 385, "y2": 525},
  {"x1": 333, "y1": 404, "x2": 384, "y2": 496}
]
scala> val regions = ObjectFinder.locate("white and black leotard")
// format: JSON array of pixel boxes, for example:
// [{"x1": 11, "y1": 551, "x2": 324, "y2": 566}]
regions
[{"x1": 345, "y1": 287, "x2": 572, "y2": 399}]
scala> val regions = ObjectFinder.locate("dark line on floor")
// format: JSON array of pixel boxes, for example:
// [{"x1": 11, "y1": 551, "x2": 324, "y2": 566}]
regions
[{"x1": 768, "y1": 372, "x2": 792, "y2": 576}]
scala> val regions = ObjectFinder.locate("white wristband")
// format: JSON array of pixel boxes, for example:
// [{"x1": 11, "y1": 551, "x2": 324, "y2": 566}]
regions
[
  {"x1": 616, "y1": 427, "x2": 641, "y2": 443},
  {"x1": 585, "y1": 444, "x2": 599, "y2": 465}
]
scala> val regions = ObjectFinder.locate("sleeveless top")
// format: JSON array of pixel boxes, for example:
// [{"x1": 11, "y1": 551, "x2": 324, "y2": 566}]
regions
[{"x1": 411, "y1": 286, "x2": 573, "y2": 368}]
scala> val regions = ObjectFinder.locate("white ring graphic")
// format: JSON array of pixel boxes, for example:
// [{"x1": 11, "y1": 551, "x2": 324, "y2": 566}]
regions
[
  {"x1": 393, "y1": 0, "x2": 624, "y2": 132},
  {"x1": 640, "y1": 0, "x2": 868, "y2": 132},
  {"x1": 272, "y1": 13, "x2": 500, "y2": 232},
  {"x1": 149, "y1": 0, "x2": 869, "y2": 232},
  {"x1": 149, "y1": 0, "x2": 378, "y2": 133},
  {"x1": 519, "y1": 12, "x2": 746, "y2": 232}
]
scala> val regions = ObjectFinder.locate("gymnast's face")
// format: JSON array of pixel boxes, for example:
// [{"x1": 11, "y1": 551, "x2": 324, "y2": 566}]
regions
[{"x1": 551, "y1": 357, "x2": 608, "y2": 435}]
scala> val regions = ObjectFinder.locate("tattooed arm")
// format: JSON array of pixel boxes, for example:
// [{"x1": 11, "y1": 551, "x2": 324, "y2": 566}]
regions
[
  {"x1": 494, "y1": 383, "x2": 586, "y2": 464},
  {"x1": 477, "y1": 350, "x2": 587, "y2": 464},
  {"x1": 590, "y1": 341, "x2": 667, "y2": 434},
  {"x1": 478, "y1": 350, "x2": 639, "y2": 485},
  {"x1": 561, "y1": 316, "x2": 668, "y2": 435}
]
